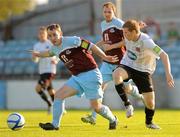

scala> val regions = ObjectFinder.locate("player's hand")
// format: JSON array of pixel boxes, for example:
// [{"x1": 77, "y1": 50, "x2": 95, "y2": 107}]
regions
[
  {"x1": 51, "y1": 60, "x2": 57, "y2": 64},
  {"x1": 139, "y1": 21, "x2": 147, "y2": 29},
  {"x1": 28, "y1": 50, "x2": 40, "y2": 57},
  {"x1": 104, "y1": 55, "x2": 119, "y2": 63},
  {"x1": 166, "y1": 73, "x2": 175, "y2": 88}
]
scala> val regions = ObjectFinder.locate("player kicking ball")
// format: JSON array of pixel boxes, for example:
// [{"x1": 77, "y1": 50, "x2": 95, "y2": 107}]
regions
[{"x1": 29, "y1": 24, "x2": 119, "y2": 130}]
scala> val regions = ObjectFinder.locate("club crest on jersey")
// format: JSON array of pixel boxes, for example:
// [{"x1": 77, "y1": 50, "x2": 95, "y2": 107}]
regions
[
  {"x1": 66, "y1": 50, "x2": 71, "y2": 55},
  {"x1": 110, "y1": 28, "x2": 115, "y2": 33},
  {"x1": 127, "y1": 50, "x2": 137, "y2": 60}
]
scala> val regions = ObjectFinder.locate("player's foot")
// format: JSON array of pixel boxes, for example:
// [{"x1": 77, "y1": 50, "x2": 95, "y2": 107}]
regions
[
  {"x1": 125, "y1": 104, "x2": 134, "y2": 118},
  {"x1": 109, "y1": 116, "x2": 118, "y2": 130},
  {"x1": 81, "y1": 114, "x2": 96, "y2": 125},
  {"x1": 39, "y1": 122, "x2": 59, "y2": 130},
  {"x1": 146, "y1": 123, "x2": 161, "y2": 129}
]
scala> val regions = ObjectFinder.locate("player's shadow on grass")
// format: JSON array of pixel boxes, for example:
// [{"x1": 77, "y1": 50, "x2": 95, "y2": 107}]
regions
[
  {"x1": 0, "y1": 125, "x2": 39, "y2": 130},
  {"x1": 0, "y1": 127, "x2": 9, "y2": 130},
  {"x1": 24, "y1": 125, "x2": 39, "y2": 129}
]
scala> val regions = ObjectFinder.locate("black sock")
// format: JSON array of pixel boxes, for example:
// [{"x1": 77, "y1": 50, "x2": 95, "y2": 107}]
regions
[
  {"x1": 115, "y1": 83, "x2": 131, "y2": 106},
  {"x1": 145, "y1": 107, "x2": 155, "y2": 124},
  {"x1": 38, "y1": 91, "x2": 51, "y2": 106}
]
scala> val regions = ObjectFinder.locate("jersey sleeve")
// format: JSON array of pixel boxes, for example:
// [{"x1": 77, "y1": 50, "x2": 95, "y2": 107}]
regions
[
  {"x1": 143, "y1": 39, "x2": 163, "y2": 58},
  {"x1": 80, "y1": 38, "x2": 95, "y2": 50},
  {"x1": 100, "y1": 21, "x2": 104, "y2": 39},
  {"x1": 116, "y1": 18, "x2": 124, "y2": 28},
  {"x1": 62, "y1": 36, "x2": 81, "y2": 47},
  {"x1": 100, "y1": 21, "x2": 104, "y2": 32},
  {"x1": 73, "y1": 36, "x2": 94, "y2": 50}
]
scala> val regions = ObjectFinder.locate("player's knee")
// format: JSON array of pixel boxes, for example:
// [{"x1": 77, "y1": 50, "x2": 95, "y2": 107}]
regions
[
  {"x1": 54, "y1": 93, "x2": 63, "y2": 100},
  {"x1": 90, "y1": 101, "x2": 101, "y2": 112},
  {"x1": 146, "y1": 100, "x2": 155, "y2": 109},
  {"x1": 47, "y1": 85, "x2": 53, "y2": 91},
  {"x1": 54, "y1": 90, "x2": 66, "y2": 100},
  {"x1": 93, "y1": 106, "x2": 101, "y2": 113},
  {"x1": 113, "y1": 70, "x2": 123, "y2": 84}
]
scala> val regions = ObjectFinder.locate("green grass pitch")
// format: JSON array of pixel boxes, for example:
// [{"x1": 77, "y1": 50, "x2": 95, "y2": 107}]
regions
[{"x1": 0, "y1": 109, "x2": 180, "y2": 137}]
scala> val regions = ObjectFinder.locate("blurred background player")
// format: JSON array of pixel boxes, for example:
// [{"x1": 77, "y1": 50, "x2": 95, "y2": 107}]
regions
[
  {"x1": 30, "y1": 24, "x2": 119, "y2": 130},
  {"x1": 32, "y1": 26, "x2": 58, "y2": 113},
  {"x1": 81, "y1": 2, "x2": 144, "y2": 125},
  {"x1": 113, "y1": 19, "x2": 175, "y2": 129}
]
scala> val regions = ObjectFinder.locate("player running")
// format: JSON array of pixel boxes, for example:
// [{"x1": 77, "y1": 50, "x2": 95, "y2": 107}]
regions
[
  {"x1": 29, "y1": 24, "x2": 119, "y2": 130},
  {"x1": 113, "y1": 19, "x2": 174, "y2": 129},
  {"x1": 81, "y1": 2, "x2": 144, "y2": 125},
  {"x1": 32, "y1": 26, "x2": 58, "y2": 113}
]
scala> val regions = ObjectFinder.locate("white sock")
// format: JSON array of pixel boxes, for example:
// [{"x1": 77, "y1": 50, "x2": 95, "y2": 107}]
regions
[
  {"x1": 130, "y1": 85, "x2": 142, "y2": 100},
  {"x1": 97, "y1": 105, "x2": 115, "y2": 123}
]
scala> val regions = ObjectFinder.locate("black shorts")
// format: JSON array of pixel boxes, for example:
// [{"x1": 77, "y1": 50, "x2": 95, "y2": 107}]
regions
[
  {"x1": 38, "y1": 73, "x2": 55, "y2": 87},
  {"x1": 117, "y1": 65, "x2": 154, "y2": 93}
]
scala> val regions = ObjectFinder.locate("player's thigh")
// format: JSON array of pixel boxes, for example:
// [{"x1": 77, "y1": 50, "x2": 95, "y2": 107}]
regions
[
  {"x1": 55, "y1": 85, "x2": 77, "y2": 99},
  {"x1": 142, "y1": 92, "x2": 155, "y2": 109},
  {"x1": 35, "y1": 83, "x2": 43, "y2": 92},
  {"x1": 44, "y1": 73, "x2": 55, "y2": 87},
  {"x1": 113, "y1": 66, "x2": 129, "y2": 84},
  {"x1": 132, "y1": 70, "x2": 153, "y2": 94},
  {"x1": 84, "y1": 82, "x2": 103, "y2": 100}
]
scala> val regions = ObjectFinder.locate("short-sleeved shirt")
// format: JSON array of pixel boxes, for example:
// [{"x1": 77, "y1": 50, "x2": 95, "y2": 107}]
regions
[
  {"x1": 101, "y1": 17, "x2": 125, "y2": 65},
  {"x1": 33, "y1": 40, "x2": 57, "y2": 74},
  {"x1": 49, "y1": 36, "x2": 97, "y2": 75},
  {"x1": 121, "y1": 32, "x2": 163, "y2": 74}
]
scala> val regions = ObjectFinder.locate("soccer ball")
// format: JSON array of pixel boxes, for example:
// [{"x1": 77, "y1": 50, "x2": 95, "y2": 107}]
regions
[{"x1": 7, "y1": 112, "x2": 25, "y2": 130}]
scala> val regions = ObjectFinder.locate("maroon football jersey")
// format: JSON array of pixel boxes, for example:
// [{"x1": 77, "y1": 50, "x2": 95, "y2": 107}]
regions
[
  {"x1": 59, "y1": 46, "x2": 97, "y2": 75},
  {"x1": 102, "y1": 27, "x2": 126, "y2": 65}
]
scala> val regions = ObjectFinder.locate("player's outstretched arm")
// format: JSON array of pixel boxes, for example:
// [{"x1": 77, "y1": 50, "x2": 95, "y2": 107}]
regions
[
  {"x1": 160, "y1": 51, "x2": 175, "y2": 88},
  {"x1": 90, "y1": 45, "x2": 119, "y2": 63},
  {"x1": 28, "y1": 50, "x2": 51, "y2": 58},
  {"x1": 32, "y1": 55, "x2": 39, "y2": 63},
  {"x1": 95, "y1": 40, "x2": 104, "y2": 47},
  {"x1": 103, "y1": 40, "x2": 125, "y2": 51}
]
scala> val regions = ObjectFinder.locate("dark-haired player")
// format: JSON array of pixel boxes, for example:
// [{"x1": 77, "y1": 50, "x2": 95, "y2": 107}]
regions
[{"x1": 30, "y1": 23, "x2": 119, "y2": 130}]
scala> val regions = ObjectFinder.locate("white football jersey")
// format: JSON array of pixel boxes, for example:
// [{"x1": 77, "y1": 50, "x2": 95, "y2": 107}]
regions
[
  {"x1": 33, "y1": 40, "x2": 58, "y2": 74},
  {"x1": 121, "y1": 33, "x2": 163, "y2": 74}
]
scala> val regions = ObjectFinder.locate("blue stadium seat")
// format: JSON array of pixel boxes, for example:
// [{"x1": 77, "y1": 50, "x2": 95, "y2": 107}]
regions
[{"x1": 0, "y1": 39, "x2": 180, "y2": 79}]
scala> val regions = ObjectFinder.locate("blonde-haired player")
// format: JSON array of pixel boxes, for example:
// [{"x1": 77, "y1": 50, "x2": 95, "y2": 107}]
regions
[
  {"x1": 113, "y1": 19, "x2": 174, "y2": 129},
  {"x1": 32, "y1": 26, "x2": 58, "y2": 113}
]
